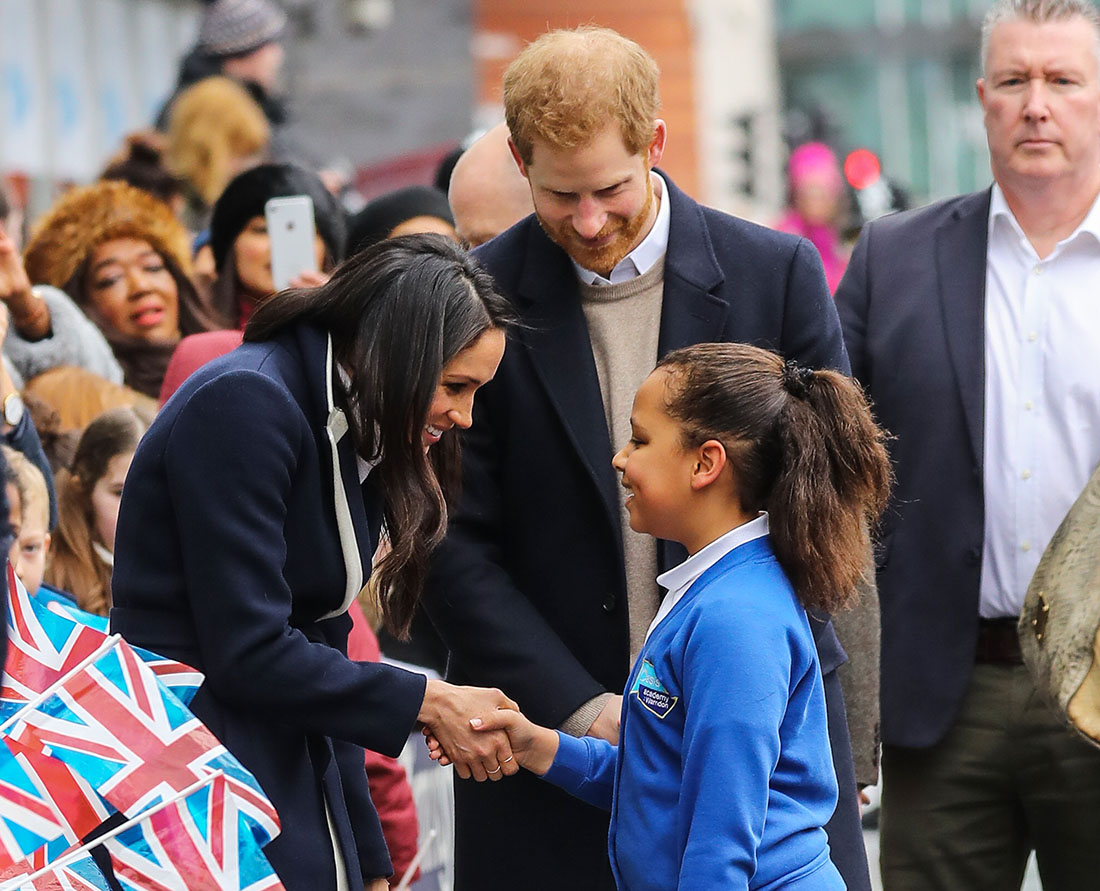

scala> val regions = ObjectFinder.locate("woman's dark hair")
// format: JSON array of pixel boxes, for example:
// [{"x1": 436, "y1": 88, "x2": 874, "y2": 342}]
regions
[
  {"x1": 656, "y1": 343, "x2": 891, "y2": 613},
  {"x1": 245, "y1": 233, "x2": 516, "y2": 637},
  {"x1": 101, "y1": 133, "x2": 185, "y2": 206}
]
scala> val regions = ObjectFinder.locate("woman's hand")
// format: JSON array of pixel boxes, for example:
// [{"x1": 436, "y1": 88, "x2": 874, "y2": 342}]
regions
[
  {"x1": 416, "y1": 679, "x2": 521, "y2": 782},
  {"x1": 287, "y1": 269, "x2": 330, "y2": 289},
  {"x1": 0, "y1": 225, "x2": 48, "y2": 340}
]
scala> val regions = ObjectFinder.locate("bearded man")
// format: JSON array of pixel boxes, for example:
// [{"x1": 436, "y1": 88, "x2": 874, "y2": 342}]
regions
[{"x1": 424, "y1": 26, "x2": 873, "y2": 891}]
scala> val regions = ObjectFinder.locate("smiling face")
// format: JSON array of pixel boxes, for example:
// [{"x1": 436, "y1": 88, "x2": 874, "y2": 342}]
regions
[
  {"x1": 84, "y1": 238, "x2": 180, "y2": 341},
  {"x1": 422, "y1": 327, "x2": 506, "y2": 450},
  {"x1": 513, "y1": 122, "x2": 665, "y2": 278},
  {"x1": 611, "y1": 368, "x2": 698, "y2": 543},
  {"x1": 977, "y1": 16, "x2": 1100, "y2": 192}
]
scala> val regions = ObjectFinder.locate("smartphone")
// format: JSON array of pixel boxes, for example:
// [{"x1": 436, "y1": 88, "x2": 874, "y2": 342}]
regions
[{"x1": 265, "y1": 195, "x2": 318, "y2": 291}]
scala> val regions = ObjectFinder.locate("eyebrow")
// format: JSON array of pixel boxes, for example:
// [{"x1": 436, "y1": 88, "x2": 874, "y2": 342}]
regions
[{"x1": 91, "y1": 250, "x2": 160, "y2": 274}]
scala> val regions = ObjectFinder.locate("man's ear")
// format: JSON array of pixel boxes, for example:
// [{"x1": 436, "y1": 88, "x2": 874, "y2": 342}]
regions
[
  {"x1": 507, "y1": 137, "x2": 530, "y2": 179},
  {"x1": 690, "y1": 440, "x2": 727, "y2": 491},
  {"x1": 647, "y1": 120, "x2": 668, "y2": 169}
]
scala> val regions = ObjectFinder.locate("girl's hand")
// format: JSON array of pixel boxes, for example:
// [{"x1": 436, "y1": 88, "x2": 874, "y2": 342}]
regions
[{"x1": 468, "y1": 707, "x2": 560, "y2": 776}]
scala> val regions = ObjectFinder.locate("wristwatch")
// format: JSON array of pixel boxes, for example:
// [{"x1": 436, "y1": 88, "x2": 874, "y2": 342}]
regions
[{"x1": 3, "y1": 392, "x2": 24, "y2": 428}]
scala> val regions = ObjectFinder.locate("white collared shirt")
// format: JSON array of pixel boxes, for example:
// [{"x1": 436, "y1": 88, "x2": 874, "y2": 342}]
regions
[
  {"x1": 980, "y1": 183, "x2": 1100, "y2": 618},
  {"x1": 646, "y1": 514, "x2": 770, "y2": 644},
  {"x1": 573, "y1": 172, "x2": 670, "y2": 286}
]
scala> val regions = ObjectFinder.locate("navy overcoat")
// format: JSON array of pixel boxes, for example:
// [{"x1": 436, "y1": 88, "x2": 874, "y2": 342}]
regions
[
  {"x1": 111, "y1": 322, "x2": 426, "y2": 889},
  {"x1": 423, "y1": 174, "x2": 872, "y2": 891}
]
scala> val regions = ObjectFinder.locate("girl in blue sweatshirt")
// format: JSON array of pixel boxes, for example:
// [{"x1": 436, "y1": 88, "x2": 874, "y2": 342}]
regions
[{"x1": 431, "y1": 343, "x2": 891, "y2": 890}]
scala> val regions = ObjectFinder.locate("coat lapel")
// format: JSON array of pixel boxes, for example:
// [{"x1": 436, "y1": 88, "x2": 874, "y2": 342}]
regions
[
  {"x1": 295, "y1": 325, "x2": 372, "y2": 619},
  {"x1": 934, "y1": 190, "x2": 990, "y2": 469},
  {"x1": 514, "y1": 225, "x2": 621, "y2": 536},
  {"x1": 657, "y1": 176, "x2": 727, "y2": 355}
]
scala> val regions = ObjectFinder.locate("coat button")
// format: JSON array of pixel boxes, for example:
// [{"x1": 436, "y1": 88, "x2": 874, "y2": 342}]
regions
[
  {"x1": 966, "y1": 546, "x2": 981, "y2": 565},
  {"x1": 602, "y1": 596, "x2": 616, "y2": 613}
]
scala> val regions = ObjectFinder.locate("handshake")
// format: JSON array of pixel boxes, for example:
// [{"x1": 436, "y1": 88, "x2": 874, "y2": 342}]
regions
[{"x1": 418, "y1": 679, "x2": 625, "y2": 781}]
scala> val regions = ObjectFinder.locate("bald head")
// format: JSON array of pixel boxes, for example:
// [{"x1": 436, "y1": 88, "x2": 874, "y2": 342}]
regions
[{"x1": 448, "y1": 122, "x2": 535, "y2": 248}]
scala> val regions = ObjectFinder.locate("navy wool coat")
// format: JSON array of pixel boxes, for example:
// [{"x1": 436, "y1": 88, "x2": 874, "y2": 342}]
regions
[
  {"x1": 110, "y1": 322, "x2": 426, "y2": 890},
  {"x1": 423, "y1": 174, "x2": 872, "y2": 891}
]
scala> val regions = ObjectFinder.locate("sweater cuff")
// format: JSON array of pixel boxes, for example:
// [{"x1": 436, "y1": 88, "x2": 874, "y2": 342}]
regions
[
  {"x1": 544, "y1": 731, "x2": 591, "y2": 789},
  {"x1": 559, "y1": 692, "x2": 614, "y2": 737}
]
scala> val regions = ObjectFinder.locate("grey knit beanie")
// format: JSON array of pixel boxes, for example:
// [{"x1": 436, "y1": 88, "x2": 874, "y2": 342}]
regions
[{"x1": 198, "y1": 0, "x2": 287, "y2": 58}]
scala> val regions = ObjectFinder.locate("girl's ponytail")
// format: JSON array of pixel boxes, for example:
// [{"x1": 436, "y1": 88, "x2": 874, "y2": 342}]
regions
[
  {"x1": 769, "y1": 361, "x2": 890, "y2": 612},
  {"x1": 657, "y1": 345, "x2": 891, "y2": 613}
]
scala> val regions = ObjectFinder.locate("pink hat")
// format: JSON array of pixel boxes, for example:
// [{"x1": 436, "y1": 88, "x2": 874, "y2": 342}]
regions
[{"x1": 788, "y1": 142, "x2": 843, "y2": 194}]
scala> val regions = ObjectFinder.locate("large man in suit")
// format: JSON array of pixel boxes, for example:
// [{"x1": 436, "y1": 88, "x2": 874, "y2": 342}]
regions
[
  {"x1": 424, "y1": 25, "x2": 873, "y2": 891},
  {"x1": 835, "y1": 1, "x2": 1100, "y2": 887}
]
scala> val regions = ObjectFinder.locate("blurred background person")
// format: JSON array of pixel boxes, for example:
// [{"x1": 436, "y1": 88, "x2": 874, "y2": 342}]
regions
[
  {"x1": 15, "y1": 181, "x2": 204, "y2": 399},
  {"x1": 207, "y1": 162, "x2": 345, "y2": 329},
  {"x1": 2, "y1": 445, "x2": 52, "y2": 601},
  {"x1": 775, "y1": 142, "x2": 850, "y2": 294},
  {"x1": 101, "y1": 131, "x2": 188, "y2": 222},
  {"x1": 447, "y1": 121, "x2": 535, "y2": 248},
  {"x1": 346, "y1": 185, "x2": 456, "y2": 257},
  {"x1": 157, "y1": 0, "x2": 290, "y2": 156},
  {"x1": 46, "y1": 407, "x2": 146, "y2": 617},
  {"x1": 165, "y1": 75, "x2": 271, "y2": 231}
]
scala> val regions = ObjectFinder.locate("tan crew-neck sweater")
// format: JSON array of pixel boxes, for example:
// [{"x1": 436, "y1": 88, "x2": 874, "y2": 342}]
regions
[{"x1": 579, "y1": 257, "x2": 666, "y2": 667}]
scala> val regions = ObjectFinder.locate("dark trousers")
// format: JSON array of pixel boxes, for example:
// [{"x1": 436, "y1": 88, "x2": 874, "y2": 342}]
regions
[{"x1": 880, "y1": 664, "x2": 1100, "y2": 891}]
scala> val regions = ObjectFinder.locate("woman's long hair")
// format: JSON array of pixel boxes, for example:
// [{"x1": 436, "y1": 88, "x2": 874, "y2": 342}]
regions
[
  {"x1": 245, "y1": 233, "x2": 516, "y2": 637},
  {"x1": 47, "y1": 408, "x2": 146, "y2": 616},
  {"x1": 657, "y1": 343, "x2": 891, "y2": 613}
]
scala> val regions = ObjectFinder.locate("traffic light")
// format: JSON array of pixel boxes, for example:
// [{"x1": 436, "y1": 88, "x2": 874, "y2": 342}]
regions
[{"x1": 731, "y1": 111, "x2": 757, "y2": 199}]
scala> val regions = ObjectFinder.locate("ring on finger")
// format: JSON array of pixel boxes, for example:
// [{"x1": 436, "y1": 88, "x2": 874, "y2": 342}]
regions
[
  {"x1": 487, "y1": 765, "x2": 502, "y2": 774},
  {"x1": 502, "y1": 756, "x2": 514, "y2": 763}
]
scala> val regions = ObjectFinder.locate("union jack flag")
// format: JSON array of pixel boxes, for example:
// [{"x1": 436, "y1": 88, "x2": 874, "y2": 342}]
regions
[
  {"x1": 0, "y1": 737, "x2": 110, "y2": 873},
  {"x1": 2, "y1": 563, "x2": 204, "y2": 715},
  {"x1": 0, "y1": 568, "x2": 105, "y2": 721},
  {"x1": 104, "y1": 774, "x2": 285, "y2": 891},
  {"x1": 0, "y1": 848, "x2": 111, "y2": 891},
  {"x1": 5, "y1": 639, "x2": 279, "y2": 844}
]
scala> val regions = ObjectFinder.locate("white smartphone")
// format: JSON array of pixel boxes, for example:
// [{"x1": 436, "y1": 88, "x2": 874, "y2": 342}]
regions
[{"x1": 265, "y1": 195, "x2": 319, "y2": 291}]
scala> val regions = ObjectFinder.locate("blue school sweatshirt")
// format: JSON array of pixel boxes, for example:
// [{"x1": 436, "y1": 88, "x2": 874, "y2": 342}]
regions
[{"x1": 544, "y1": 535, "x2": 845, "y2": 890}]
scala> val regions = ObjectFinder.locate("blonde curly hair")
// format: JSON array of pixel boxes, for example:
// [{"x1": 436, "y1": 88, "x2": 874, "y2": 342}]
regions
[{"x1": 166, "y1": 76, "x2": 270, "y2": 207}]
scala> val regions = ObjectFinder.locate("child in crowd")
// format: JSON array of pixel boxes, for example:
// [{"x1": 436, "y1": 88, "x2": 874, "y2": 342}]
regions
[
  {"x1": 46, "y1": 408, "x2": 146, "y2": 616},
  {"x1": 2, "y1": 445, "x2": 52, "y2": 598},
  {"x1": 436, "y1": 343, "x2": 891, "y2": 889}
]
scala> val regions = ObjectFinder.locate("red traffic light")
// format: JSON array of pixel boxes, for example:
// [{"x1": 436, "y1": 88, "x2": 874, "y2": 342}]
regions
[{"x1": 844, "y1": 148, "x2": 882, "y2": 191}]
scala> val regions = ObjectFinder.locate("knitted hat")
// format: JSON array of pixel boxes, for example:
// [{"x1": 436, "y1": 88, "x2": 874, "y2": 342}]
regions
[
  {"x1": 347, "y1": 186, "x2": 455, "y2": 256},
  {"x1": 23, "y1": 181, "x2": 193, "y2": 291},
  {"x1": 209, "y1": 163, "x2": 346, "y2": 269},
  {"x1": 197, "y1": 0, "x2": 287, "y2": 59}
]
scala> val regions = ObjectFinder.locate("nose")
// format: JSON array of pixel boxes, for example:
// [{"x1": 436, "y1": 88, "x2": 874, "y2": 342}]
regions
[
  {"x1": 126, "y1": 264, "x2": 157, "y2": 296},
  {"x1": 448, "y1": 397, "x2": 474, "y2": 430},
  {"x1": 612, "y1": 445, "x2": 629, "y2": 471},
  {"x1": 572, "y1": 197, "x2": 608, "y2": 240},
  {"x1": 1022, "y1": 78, "x2": 1050, "y2": 121}
]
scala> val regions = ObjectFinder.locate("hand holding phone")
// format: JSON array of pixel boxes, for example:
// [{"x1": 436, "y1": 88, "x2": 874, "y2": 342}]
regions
[{"x1": 265, "y1": 195, "x2": 319, "y2": 291}]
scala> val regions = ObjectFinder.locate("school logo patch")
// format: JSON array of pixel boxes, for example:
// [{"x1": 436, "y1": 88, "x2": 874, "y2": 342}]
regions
[{"x1": 630, "y1": 660, "x2": 678, "y2": 719}]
